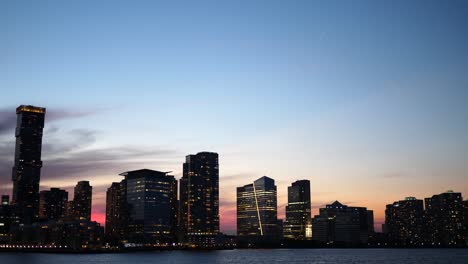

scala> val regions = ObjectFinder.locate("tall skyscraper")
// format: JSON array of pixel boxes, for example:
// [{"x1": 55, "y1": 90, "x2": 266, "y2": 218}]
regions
[
  {"x1": 179, "y1": 152, "x2": 219, "y2": 247},
  {"x1": 105, "y1": 182, "x2": 126, "y2": 245},
  {"x1": 237, "y1": 176, "x2": 280, "y2": 242},
  {"x1": 284, "y1": 180, "x2": 311, "y2": 240},
  {"x1": 11, "y1": 105, "x2": 46, "y2": 224},
  {"x1": 312, "y1": 201, "x2": 373, "y2": 245},
  {"x1": 73, "y1": 181, "x2": 92, "y2": 221},
  {"x1": 39, "y1": 188, "x2": 68, "y2": 221},
  {"x1": 384, "y1": 197, "x2": 424, "y2": 245},
  {"x1": 117, "y1": 169, "x2": 178, "y2": 244},
  {"x1": 424, "y1": 191, "x2": 464, "y2": 246}
]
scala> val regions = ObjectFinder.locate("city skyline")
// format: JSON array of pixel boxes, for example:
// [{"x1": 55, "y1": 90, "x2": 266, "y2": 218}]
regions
[
  {"x1": 2, "y1": 0, "x2": 468, "y2": 235},
  {"x1": 0, "y1": 103, "x2": 467, "y2": 234},
  {"x1": 0, "y1": 105, "x2": 467, "y2": 248}
]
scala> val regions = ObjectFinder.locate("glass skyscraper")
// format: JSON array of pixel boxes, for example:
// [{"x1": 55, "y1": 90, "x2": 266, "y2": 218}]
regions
[
  {"x1": 284, "y1": 180, "x2": 311, "y2": 240},
  {"x1": 119, "y1": 169, "x2": 178, "y2": 244},
  {"x1": 237, "y1": 176, "x2": 279, "y2": 242}
]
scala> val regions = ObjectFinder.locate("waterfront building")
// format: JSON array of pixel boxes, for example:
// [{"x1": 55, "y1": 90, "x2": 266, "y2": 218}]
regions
[
  {"x1": 312, "y1": 201, "x2": 373, "y2": 245},
  {"x1": 118, "y1": 169, "x2": 178, "y2": 245},
  {"x1": 284, "y1": 180, "x2": 311, "y2": 240},
  {"x1": 237, "y1": 176, "x2": 281, "y2": 243},
  {"x1": 11, "y1": 105, "x2": 46, "y2": 225},
  {"x1": 179, "y1": 152, "x2": 219, "y2": 247},
  {"x1": 72, "y1": 181, "x2": 92, "y2": 221},
  {"x1": 384, "y1": 197, "x2": 424, "y2": 245},
  {"x1": 424, "y1": 191, "x2": 464, "y2": 246}
]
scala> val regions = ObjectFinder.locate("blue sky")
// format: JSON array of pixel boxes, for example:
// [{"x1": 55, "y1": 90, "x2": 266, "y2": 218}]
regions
[{"x1": 1, "y1": 0, "x2": 467, "y2": 232}]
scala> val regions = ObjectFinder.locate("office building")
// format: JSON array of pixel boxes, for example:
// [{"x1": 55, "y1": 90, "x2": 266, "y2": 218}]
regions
[
  {"x1": 119, "y1": 169, "x2": 178, "y2": 244},
  {"x1": 284, "y1": 180, "x2": 311, "y2": 240},
  {"x1": 237, "y1": 176, "x2": 280, "y2": 242}
]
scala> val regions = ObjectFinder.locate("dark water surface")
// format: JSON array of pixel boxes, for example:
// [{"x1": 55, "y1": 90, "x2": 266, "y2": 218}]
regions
[{"x1": 1, "y1": 249, "x2": 468, "y2": 264}]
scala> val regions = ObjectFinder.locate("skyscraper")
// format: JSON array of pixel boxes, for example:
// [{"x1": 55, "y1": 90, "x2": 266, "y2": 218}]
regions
[
  {"x1": 39, "y1": 188, "x2": 68, "y2": 221},
  {"x1": 105, "y1": 182, "x2": 126, "y2": 245},
  {"x1": 424, "y1": 191, "x2": 464, "y2": 246},
  {"x1": 384, "y1": 197, "x2": 424, "y2": 245},
  {"x1": 179, "y1": 152, "x2": 219, "y2": 247},
  {"x1": 284, "y1": 180, "x2": 311, "y2": 240},
  {"x1": 312, "y1": 201, "x2": 373, "y2": 245},
  {"x1": 237, "y1": 176, "x2": 280, "y2": 242},
  {"x1": 118, "y1": 169, "x2": 178, "y2": 244},
  {"x1": 73, "y1": 181, "x2": 92, "y2": 221},
  {"x1": 11, "y1": 105, "x2": 46, "y2": 225}
]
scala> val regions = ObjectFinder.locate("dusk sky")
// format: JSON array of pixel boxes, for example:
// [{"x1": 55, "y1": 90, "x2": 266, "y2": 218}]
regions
[{"x1": 1, "y1": 0, "x2": 467, "y2": 234}]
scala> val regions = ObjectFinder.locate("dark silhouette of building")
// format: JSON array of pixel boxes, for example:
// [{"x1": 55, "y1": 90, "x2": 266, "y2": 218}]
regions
[
  {"x1": 116, "y1": 169, "x2": 178, "y2": 245},
  {"x1": 105, "y1": 182, "x2": 127, "y2": 245},
  {"x1": 312, "y1": 201, "x2": 373, "y2": 245},
  {"x1": 11, "y1": 105, "x2": 46, "y2": 225},
  {"x1": 39, "y1": 188, "x2": 68, "y2": 221},
  {"x1": 237, "y1": 176, "x2": 281, "y2": 244},
  {"x1": 72, "y1": 181, "x2": 92, "y2": 221},
  {"x1": 179, "y1": 152, "x2": 219, "y2": 247},
  {"x1": 0, "y1": 195, "x2": 11, "y2": 243},
  {"x1": 384, "y1": 197, "x2": 424, "y2": 245},
  {"x1": 424, "y1": 191, "x2": 464, "y2": 246},
  {"x1": 284, "y1": 180, "x2": 311, "y2": 240}
]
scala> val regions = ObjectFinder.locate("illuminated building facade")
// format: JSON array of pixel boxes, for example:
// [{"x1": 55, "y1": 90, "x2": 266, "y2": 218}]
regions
[
  {"x1": 179, "y1": 152, "x2": 219, "y2": 247},
  {"x1": 384, "y1": 197, "x2": 424, "y2": 245},
  {"x1": 284, "y1": 180, "x2": 311, "y2": 240},
  {"x1": 312, "y1": 201, "x2": 373, "y2": 245},
  {"x1": 39, "y1": 188, "x2": 68, "y2": 221},
  {"x1": 11, "y1": 105, "x2": 46, "y2": 225},
  {"x1": 237, "y1": 176, "x2": 280, "y2": 242},
  {"x1": 119, "y1": 169, "x2": 178, "y2": 244},
  {"x1": 72, "y1": 181, "x2": 92, "y2": 221},
  {"x1": 424, "y1": 191, "x2": 464, "y2": 246}
]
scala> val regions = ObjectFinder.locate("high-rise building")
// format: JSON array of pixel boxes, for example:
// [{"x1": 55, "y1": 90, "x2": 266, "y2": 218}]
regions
[
  {"x1": 424, "y1": 191, "x2": 464, "y2": 246},
  {"x1": 11, "y1": 105, "x2": 46, "y2": 224},
  {"x1": 73, "y1": 181, "x2": 92, "y2": 221},
  {"x1": 284, "y1": 180, "x2": 311, "y2": 240},
  {"x1": 237, "y1": 176, "x2": 280, "y2": 242},
  {"x1": 384, "y1": 197, "x2": 424, "y2": 245},
  {"x1": 180, "y1": 152, "x2": 219, "y2": 247},
  {"x1": 117, "y1": 169, "x2": 178, "y2": 244},
  {"x1": 105, "y1": 182, "x2": 126, "y2": 245},
  {"x1": 312, "y1": 201, "x2": 373, "y2": 245},
  {"x1": 39, "y1": 188, "x2": 68, "y2": 221}
]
